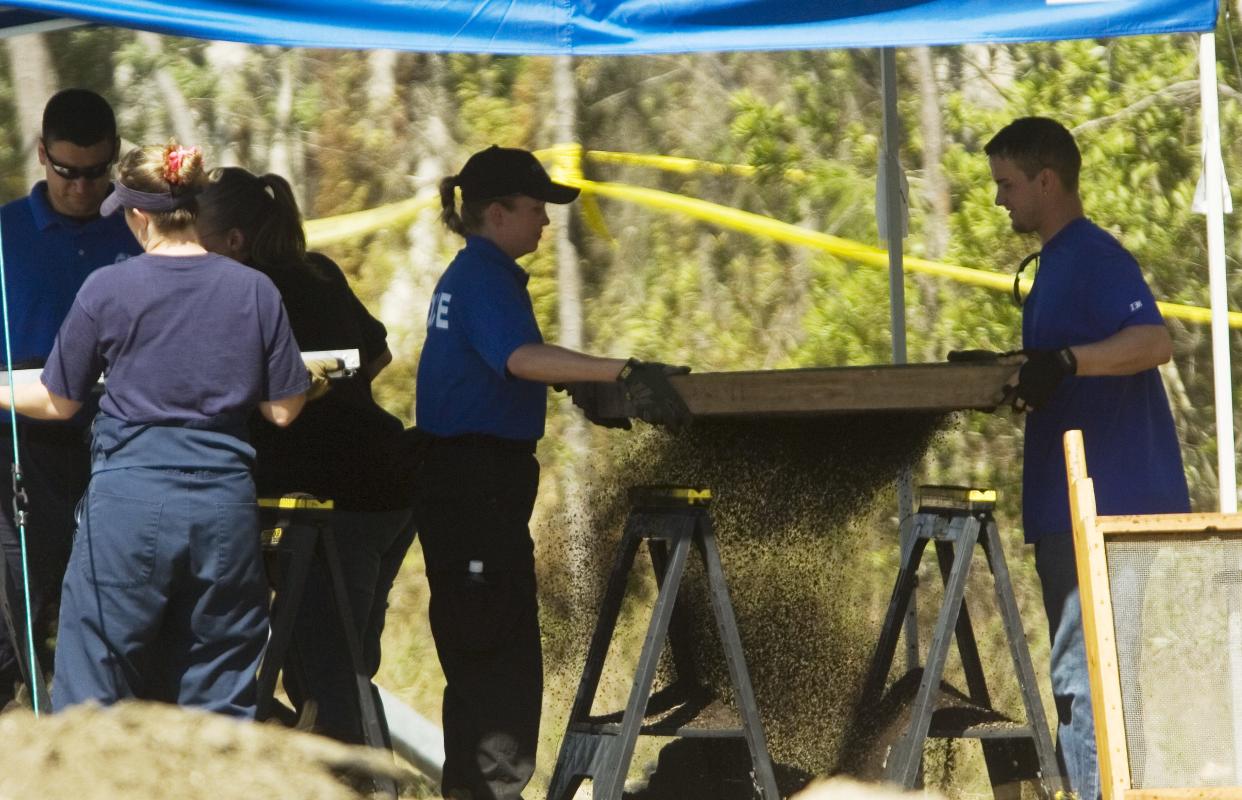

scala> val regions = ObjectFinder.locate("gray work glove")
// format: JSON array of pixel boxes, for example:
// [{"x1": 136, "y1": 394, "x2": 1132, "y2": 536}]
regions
[
  {"x1": 618, "y1": 358, "x2": 692, "y2": 431},
  {"x1": 563, "y1": 382, "x2": 632, "y2": 430}
]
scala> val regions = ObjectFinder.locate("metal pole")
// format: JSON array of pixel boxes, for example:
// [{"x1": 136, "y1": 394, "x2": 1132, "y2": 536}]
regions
[
  {"x1": 377, "y1": 684, "x2": 445, "y2": 781},
  {"x1": 880, "y1": 47, "x2": 918, "y2": 670},
  {"x1": 1199, "y1": 33, "x2": 1237, "y2": 514},
  {"x1": 1198, "y1": 32, "x2": 1242, "y2": 781}
]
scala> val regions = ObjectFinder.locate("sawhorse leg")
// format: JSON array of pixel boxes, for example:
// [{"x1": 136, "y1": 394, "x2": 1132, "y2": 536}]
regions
[
  {"x1": 859, "y1": 513, "x2": 935, "y2": 708},
  {"x1": 861, "y1": 495, "x2": 1062, "y2": 800},
  {"x1": 887, "y1": 514, "x2": 980, "y2": 787},
  {"x1": 0, "y1": 549, "x2": 50, "y2": 711}
]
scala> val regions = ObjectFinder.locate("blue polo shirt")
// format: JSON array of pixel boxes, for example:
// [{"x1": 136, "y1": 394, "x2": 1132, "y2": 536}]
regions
[
  {"x1": 1021, "y1": 218, "x2": 1189, "y2": 541},
  {"x1": 416, "y1": 235, "x2": 546, "y2": 441},
  {"x1": 0, "y1": 182, "x2": 140, "y2": 365}
]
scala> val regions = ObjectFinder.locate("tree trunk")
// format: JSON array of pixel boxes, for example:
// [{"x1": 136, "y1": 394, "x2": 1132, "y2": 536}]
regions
[
  {"x1": 6, "y1": 34, "x2": 55, "y2": 188},
  {"x1": 913, "y1": 46, "x2": 949, "y2": 362},
  {"x1": 550, "y1": 54, "x2": 594, "y2": 607},
  {"x1": 136, "y1": 32, "x2": 199, "y2": 146},
  {"x1": 204, "y1": 40, "x2": 250, "y2": 166},
  {"x1": 380, "y1": 54, "x2": 452, "y2": 421},
  {"x1": 367, "y1": 50, "x2": 399, "y2": 113},
  {"x1": 268, "y1": 49, "x2": 300, "y2": 204}
]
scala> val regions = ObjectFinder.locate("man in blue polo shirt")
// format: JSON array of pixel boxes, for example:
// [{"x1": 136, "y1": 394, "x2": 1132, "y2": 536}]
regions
[
  {"x1": 0, "y1": 88, "x2": 140, "y2": 708},
  {"x1": 987, "y1": 117, "x2": 1188, "y2": 800}
]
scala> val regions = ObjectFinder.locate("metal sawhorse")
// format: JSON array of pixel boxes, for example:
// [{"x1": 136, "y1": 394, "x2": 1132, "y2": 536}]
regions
[
  {"x1": 548, "y1": 486, "x2": 779, "y2": 800},
  {"x1": 256, "y1": 494, "x2": 396, "y2": 796},
  {"x1": 857, "y1": 485, "x2": 1062, "y2": 798}
]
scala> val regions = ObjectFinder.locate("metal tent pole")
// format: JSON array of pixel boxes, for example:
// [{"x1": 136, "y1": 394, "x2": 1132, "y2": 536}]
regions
[
  {"x1": 1199, "y1": 31, "x2": 1242, "y2": 783},
  {"x1": 880, "y1": 47, "x2": 918, "y2": 669},
  {"x1": 1199, "y1": 32, "x2": 1237, "y2": 514}
]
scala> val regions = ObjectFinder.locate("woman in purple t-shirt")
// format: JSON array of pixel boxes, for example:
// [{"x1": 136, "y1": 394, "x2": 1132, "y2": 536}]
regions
[{"x1": 0, "y1": 142, "x2": 309, "y2": 716}]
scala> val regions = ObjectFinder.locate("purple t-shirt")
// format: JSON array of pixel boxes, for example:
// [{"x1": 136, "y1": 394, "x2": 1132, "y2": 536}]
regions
[{"x1": 42, "y1": 252, "x2": 309, "y2": 426}]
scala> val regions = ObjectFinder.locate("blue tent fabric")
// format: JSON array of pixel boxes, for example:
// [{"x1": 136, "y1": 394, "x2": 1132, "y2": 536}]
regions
[{"x1": 0, "y1": 0, "x2": 1218, "y2": 54}]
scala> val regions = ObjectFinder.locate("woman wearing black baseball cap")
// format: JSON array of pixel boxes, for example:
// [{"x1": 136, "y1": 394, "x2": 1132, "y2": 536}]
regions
[{"x1": 413, "y1": 145, "x2": 689, "y2": 800}]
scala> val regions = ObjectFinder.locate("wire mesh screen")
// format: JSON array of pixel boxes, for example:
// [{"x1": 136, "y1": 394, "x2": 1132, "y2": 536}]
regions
[{"x1": 1107, "y1": 535, "x2": 1242, "y2": 789}]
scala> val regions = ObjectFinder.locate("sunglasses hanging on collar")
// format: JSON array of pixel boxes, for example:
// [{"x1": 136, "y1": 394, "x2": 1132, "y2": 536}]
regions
[{"x1": 1012, "y1": 251, "x2": 1040, "y2": 307}]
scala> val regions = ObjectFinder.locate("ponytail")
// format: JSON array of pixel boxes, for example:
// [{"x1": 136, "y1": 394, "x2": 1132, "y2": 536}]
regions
[
  {"x1": 247, "y1": 174, "x2": 310, "y2": 273},
  {"x1": 198, "y1": 166, "x2": 318, "y2": 277},
  {"x1": 440, "y1": 175, "x2": 467, "y2": 237},
  {"x1": 438, "y1": 174, "x2": 516, "y2": 238}
]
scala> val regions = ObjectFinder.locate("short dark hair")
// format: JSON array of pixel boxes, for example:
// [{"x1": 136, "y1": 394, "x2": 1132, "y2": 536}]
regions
[
  {"x1": 41, "y1": 88, "x2": 117, "y2": 148},
  {"x1": 984, "y1": 117, "x2": 1081, "y2": 193}
]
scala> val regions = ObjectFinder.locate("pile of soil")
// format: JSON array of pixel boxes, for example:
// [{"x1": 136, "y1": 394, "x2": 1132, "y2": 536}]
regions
[{"x1": 0, "y1": 701, "x2": 427, "y2": 800}]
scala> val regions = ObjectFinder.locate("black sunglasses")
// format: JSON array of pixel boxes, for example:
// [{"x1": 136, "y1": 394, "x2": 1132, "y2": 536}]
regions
[
  {"x1": 43, "y1": 143, "x2": 114, "y2": 181},
  {"x1": 1012, "y1": 251, "x2": 1040, "y2": 307}
]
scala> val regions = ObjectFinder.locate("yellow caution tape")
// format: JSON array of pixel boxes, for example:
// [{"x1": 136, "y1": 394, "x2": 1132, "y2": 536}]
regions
[
  {"x1": 564, "y1": 176, "x2": 1242, "y2": 330},
  {"x1": 299, "y1": 146, "x2": 1239, "y2": 331},
  {"x1": 258, "y1": 495, "x2": 335, "y2": 510},
  {"x1": 305, "y1": 195, "x2": 437, "y2": 249}
]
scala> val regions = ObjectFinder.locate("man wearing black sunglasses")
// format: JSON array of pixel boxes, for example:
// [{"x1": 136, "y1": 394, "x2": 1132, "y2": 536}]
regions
[{"x1": 0, "y1": 88, "x2": 141, "y2": 711}]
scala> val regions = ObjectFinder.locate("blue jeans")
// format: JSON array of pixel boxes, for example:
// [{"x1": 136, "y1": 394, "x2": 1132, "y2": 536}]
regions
[{"x1": 1035, "y1": 533, "x2": 1100, "y2": 800}]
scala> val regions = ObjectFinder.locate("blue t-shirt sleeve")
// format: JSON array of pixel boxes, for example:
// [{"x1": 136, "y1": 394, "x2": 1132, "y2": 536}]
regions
[
  {"x1": 1086, "y1": 246, "x2": 1163, "y2": 333},
  {"x1": 41, "y1": 297, "x2": 104, "y2": 401},
  {"x1": 258, "y1": 283, "x2": 311, "y2": 401},
  {"x1": 458, "y1": 278, "x2": 542, "y2": 377}
]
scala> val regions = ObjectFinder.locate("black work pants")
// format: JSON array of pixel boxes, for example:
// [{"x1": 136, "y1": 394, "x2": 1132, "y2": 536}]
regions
[
  {"x1": 0, "y1": 423, "x2": 89, "y2": 702},
  {"x1": 415, "y1": 438, "x2": 541, "y2": 800}
]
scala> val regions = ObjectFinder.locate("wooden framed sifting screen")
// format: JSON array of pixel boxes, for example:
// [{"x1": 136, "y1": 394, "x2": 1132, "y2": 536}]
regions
[{"x1": 1065, "y1": 429, "x2": 1242, "y2": 800}]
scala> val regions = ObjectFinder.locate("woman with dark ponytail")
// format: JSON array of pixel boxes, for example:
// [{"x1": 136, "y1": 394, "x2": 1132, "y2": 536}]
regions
[
  {"x1": 0, "y1": 142, "x2": 310, "y2": 716},
  {"x1": 197, "y1": 167, "x2": 416, "y2": 745}
]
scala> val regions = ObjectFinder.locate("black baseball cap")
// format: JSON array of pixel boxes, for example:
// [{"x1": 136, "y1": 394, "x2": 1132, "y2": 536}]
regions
[{"x1": 456, "y1": 145, "x2": 580, "y2": 205}]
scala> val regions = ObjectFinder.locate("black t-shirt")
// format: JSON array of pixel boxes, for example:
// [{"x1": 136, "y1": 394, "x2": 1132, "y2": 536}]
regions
[{"x1": 250, "y1": 253, "x2": 414, "y2": 511}]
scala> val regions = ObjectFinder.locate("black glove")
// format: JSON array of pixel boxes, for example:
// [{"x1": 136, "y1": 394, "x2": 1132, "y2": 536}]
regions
[
  {"x1": 1006, "y1": 347, "x2": 1077, "y2": 412},
  {"x1": 618, "y1": 358, "x2": 692, "y2": 431},
  {"x1": 564, "y1": 382, "x2": 632, "y2": 430}
]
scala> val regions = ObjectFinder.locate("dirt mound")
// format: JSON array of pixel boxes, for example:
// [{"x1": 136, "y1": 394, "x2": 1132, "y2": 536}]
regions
[{"x1": 0, "y1": 701, "x2": 421, "y2": 800}]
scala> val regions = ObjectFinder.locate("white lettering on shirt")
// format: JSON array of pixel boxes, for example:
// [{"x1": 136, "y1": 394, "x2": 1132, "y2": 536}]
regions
[
  {"x1": 1129, "y1": 300, "x2": 1143, "y2": 312},
  {"x1": 427, "y1": 292, "x2": 452, "y2": 330}
]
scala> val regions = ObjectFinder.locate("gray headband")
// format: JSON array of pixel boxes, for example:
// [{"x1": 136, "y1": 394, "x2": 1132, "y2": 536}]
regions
[{"x1": 99, "y1": 181, "x2": 197, "y2": 217}]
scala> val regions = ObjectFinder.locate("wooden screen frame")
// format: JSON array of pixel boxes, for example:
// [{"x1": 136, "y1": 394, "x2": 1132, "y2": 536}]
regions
[{"x1": 1064, "y1": 429, "x2": 1242, "y2": 800}]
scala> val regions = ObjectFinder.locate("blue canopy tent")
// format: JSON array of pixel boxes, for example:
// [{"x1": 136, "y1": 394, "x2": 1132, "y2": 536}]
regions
[
  {"x1": 0, "y1": 0, "x2": 1228, "y2": 511},
  {"x1": 0, "y1": 1, "x2": 1218, "y2": 54}
]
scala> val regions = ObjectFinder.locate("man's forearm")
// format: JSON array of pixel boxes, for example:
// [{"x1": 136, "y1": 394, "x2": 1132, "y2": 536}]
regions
[{"x1": 1069, "y1": 324, "x2": 1172, "y2": 376}]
